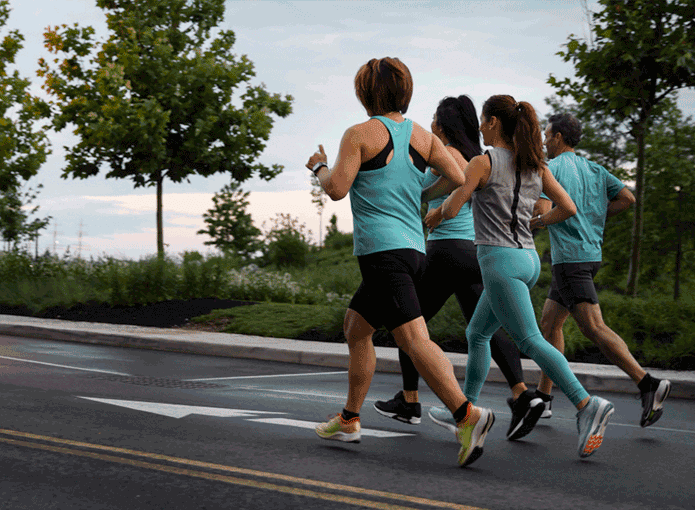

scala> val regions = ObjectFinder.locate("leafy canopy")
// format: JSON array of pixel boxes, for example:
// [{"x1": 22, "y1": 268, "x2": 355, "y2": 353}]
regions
[{"x1": 37, "y1": 0, "x2": 293, "y2": 188}]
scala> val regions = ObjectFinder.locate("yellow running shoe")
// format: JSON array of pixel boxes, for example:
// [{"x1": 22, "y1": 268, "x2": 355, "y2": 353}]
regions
[{"x1": 315, "y1": 413, "x2": 361, "y2": 443}]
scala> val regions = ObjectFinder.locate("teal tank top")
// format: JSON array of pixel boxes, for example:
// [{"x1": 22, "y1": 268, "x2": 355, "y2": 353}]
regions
[
  {"x1": 350, "y1": 116, "x2": 427, "y2": 256},
  {"x1": 423, "y1": 169, "x2": 475, "y2": 242}
]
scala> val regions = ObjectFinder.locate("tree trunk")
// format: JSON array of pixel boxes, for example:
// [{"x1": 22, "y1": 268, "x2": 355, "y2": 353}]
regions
[
  {"x1": 157, "y1": 175, "x2": 164, "y2": 259},
  {"x1": 674, "y1": 187, "x2": 682, "y2": 300},
  {"x1": 626, "y1": 125, "x2": 646, "y2": 296}
]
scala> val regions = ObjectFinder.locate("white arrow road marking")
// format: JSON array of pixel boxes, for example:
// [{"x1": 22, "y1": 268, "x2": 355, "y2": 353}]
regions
[
  {"x1": 77, "y1": 397, "x2": 285, "y2": 419},
  {"x1": 247, "y1": 418, "x2": 415, "y2": 438}
]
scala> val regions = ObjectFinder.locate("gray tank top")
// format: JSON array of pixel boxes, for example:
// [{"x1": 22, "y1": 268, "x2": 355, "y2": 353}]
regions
[{"x1": 472, "y1": 147, "x2": 542, "y2": 249}]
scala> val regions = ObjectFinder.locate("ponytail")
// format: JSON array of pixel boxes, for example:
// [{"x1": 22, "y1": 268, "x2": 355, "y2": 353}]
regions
[
  {"x1": 482, "y1": 95, "x2": 544, "y2": 174},
  {"x1": 513, "y1": 102, "x2": 544, "y2": 174}
]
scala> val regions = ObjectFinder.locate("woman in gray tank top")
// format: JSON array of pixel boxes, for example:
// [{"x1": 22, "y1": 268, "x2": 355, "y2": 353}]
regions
[{"x1": 427, "y1": 94, "x2": 616, "y2": 460}]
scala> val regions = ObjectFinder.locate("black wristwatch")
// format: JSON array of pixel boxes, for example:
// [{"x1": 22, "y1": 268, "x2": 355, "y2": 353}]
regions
[{"x1": 312, "y1": 161, "x2": 328, "y2": 175}]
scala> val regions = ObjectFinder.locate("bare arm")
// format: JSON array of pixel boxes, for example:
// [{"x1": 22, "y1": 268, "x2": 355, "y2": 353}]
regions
[
  {"x1": 607, "y1": 186, "x2": 635, "y2": 217},
  {"x1": 529, "y1": 166, "x2": 576, "y2": 229},
  {"x1": 421, "y1": 136, "x2": 466, "y2": 202},
  {"x1": 440, "y1": 154, "x2": 489, "y2": 220},
  {"x1": 305, "y1": 126, "x2": 362, "y2": 201}
]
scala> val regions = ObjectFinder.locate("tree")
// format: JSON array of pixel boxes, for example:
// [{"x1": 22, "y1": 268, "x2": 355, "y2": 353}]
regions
[
  {"x1": 197, "y1": 180, "x2": 261, "y2": 260},
  {"x1": 262, "y1": 213, "x2": 312, "y2": 268},
  {"x1": 0, "y1": 184, "x2": 50, "y2": 250},
  {"x1": 310, "y1": 174, "x2": 327, "y2": 247},
  {"x1": 549, "y1": 0, "x2": 695, "y2": 295},
  {"x1": 38, "y1": 0, "x2": 293, "y2": 258},
  {"x1": 0, "y1": 0, "x2": 50, "y2": 192}
]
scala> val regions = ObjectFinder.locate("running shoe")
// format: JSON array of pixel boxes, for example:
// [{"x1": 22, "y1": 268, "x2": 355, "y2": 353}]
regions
[
  {"x1": 536, "y1": 391, "x2": 553, "y2": 419},
  {"x1": 506, "y1": 389, "x2": 544, "y2": 440},
  {"x1": 428, "y1": 406, "x2": 495, "y2": 467},
  {"x1": 374, "y1": 391, "x2": 422, "y2": 424},
  {"x1": 315, "y1": 413, "x2": 361, "y2": 443},
  {"x1": 456, "y1": 408, "x2": 495, "y2": 467},
  {"x1": 576, "y1": 396, "x2": 614, "y2": 458},
  {"x1": 639, "y1": 377, "x2": 671, "y2": 428}
]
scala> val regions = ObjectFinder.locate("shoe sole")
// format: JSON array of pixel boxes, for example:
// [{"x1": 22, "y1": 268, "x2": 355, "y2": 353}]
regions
[
  {"x1": 641, "y1": 380, "x2": 671, "y2": 428},
  {"x1": 428, "y1": 409, "x2": 458, "y2": 435},
  {"x1": 578, "y1": 400, "x2": 614, "y2": 458},
  {"x1": 459, "y1": 410, "x2": 495, "y2": 467},
  {"x1": 315, "y1": 429, "x2": 361, "y2": 443},
  {"x1": 507, "y1": 399, "x2": 544, "y2": 441},
  {"x1": 373, "y1": 404, "x2": 421, "y2": 425}
]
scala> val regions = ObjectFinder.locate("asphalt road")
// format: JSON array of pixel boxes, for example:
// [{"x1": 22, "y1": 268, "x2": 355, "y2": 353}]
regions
[{"x1": 1, "y1": 334, "x2": 693, "y2": 510}]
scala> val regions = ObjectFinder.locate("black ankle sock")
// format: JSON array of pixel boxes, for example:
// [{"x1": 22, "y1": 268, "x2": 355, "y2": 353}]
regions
[
  {"x1": 452, "y1": 402, "x2": 471, "y2": 424},
  {"x1": 638, "y1": 373, "x2": 653, "y2": 393},
  {"x1": 535, "y1": 389, "x2": 552, "y2": 402},
  {"x1": 342, "y1": 408, "x2": 359, "y2": 421}
]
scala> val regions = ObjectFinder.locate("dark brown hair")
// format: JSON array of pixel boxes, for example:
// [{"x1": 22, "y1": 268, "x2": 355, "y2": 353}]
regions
[
  {"x1": 548, "y1": 112, "x2": 582, "y2": 148},
  {"x1": 354, "y1": 57, "x2": 413, "y2": 115},
  {"x1": 482, "y1": 95, "x2": 544, "y2": 173}
]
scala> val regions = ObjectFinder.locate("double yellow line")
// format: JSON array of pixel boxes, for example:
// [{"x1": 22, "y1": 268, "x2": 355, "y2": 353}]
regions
[{"x1": 0, "y1": 429, "x2": 486, "y2": 510}]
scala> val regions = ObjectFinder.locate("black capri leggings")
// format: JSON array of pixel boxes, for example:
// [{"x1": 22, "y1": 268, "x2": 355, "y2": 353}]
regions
[{"x1": 398, "y1": 239, "x2": 525, "y2": 391}]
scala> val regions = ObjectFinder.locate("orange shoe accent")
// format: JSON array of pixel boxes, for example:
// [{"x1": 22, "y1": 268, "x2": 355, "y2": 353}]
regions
[
  {"x1": 339, "y1": 414, "x2": 361, "y2": 426},
  {"x1": 583, "y1": 435, "x2": 603, "y2": 454}
]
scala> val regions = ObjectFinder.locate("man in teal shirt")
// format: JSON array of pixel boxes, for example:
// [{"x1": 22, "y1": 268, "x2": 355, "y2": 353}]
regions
[{"x1": 532, "y1": 113, "x2": 670, "y2": 428}]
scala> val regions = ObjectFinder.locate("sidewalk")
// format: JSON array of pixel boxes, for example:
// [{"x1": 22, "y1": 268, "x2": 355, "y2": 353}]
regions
[{"x1": 1, "y1": 314, "x2": 694, "y2": 399}]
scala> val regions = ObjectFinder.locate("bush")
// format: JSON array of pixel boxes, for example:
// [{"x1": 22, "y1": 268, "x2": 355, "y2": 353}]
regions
[
  {"x1": 324, "y1": 231, "x2": 353, "y2": 250},
  {"x1": 266, "y1": 232, "x2": 310, "y2": 268}
]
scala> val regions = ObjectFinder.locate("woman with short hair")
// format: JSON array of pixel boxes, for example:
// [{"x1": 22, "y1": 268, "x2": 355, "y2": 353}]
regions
[{"x1": 306, "y1": 58, "x2": 495, "y2": 467}]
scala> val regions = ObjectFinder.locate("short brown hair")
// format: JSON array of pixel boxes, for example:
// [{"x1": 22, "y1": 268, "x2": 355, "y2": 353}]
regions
[{"x1": 354, "y1": 57, "x2": 413, "y2": 115}]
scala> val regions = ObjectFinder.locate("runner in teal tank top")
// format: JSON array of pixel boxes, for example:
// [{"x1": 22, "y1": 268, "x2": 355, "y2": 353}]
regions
[{"x1": 304, "y1": 57, "x2": 494, "y2": 467}]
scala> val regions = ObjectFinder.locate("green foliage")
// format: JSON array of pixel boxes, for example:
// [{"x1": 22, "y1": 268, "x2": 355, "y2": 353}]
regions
[
  {"x1": 197, "y1": 180, "x2": 262, "y2": 260},
  {"x1": 262, "y1": 213, "x2": 312, "y2": 269},
  {"x1": 323, "y1": 214, "x2": 353, "y2": 250},
  {"x1": 38, "y1": 0, "x2": 292, "y2": 257},
  {"x1": 194, "y1": 302, "x2": 344, "y2": 340},
  {"x1": 0, "y1": 0, "x2": 50, "y2": 194},
  {"x1": 0, "y1": 184, "x2": 50, "y2": 248}
]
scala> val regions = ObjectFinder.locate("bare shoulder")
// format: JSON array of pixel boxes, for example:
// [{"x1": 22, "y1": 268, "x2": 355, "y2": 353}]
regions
[
  {"x1": 470, "y1": 153, "x2": 491, "y2": 169},
  {"x1": 410, "y1": 121, "x2": 434, "y2": 159}
]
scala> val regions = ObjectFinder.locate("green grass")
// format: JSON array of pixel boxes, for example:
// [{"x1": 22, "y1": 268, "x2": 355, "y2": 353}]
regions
[{"x1": 192, "y1": 302, "x2": 345, "y2": 340}]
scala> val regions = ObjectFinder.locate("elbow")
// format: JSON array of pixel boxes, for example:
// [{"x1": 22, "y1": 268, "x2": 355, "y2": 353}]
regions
[
  {"x1": 441, "y1": 204, "x2": 456, "y2": 220},
  {"x1": 565, "y1": 203, "x2": 577, "y2": 218},
  {"x1": 325, "y1": 183, "x2": 347, "y2": 201}
]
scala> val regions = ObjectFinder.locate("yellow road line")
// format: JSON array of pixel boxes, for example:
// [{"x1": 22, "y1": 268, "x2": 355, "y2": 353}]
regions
[{"x1": 0, "y1": 429, "x2": 485, "y2": 510}]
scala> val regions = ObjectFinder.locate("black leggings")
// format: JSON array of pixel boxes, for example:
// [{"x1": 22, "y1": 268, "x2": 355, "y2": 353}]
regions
[{"x1": 398, "y1": 239, "x2": 525, "y2": 391}]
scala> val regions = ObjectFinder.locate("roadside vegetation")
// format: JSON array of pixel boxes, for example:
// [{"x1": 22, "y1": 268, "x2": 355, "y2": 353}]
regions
[{"x1": 2, "y1": 227, "x2": 694, "y2": 370}]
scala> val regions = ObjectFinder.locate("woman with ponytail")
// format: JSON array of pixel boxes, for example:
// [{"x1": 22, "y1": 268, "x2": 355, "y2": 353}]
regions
[
  {"x1": 427, "y1": 94, "x2": 616, "y2": 460},
  {"x1": 375, "y1": 95, "x2": 545, "y2": 443}
]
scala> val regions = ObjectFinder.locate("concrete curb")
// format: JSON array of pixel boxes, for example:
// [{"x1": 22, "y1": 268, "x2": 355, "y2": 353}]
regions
[{"x1": 1, "y1": 315, "x2": 694, "y2": 399}]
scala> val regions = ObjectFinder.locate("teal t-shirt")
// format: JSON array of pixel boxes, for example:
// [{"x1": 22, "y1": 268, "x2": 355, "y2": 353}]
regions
[
  {"x1": 422, "y1": 169, "x2": 475, "y2": 242},
  {"x1": 349, "y1": 116, "x2": 427, "y2": 256},
  {"x1": 544, "y1": 152, "x2": 625, "y2": 264}
]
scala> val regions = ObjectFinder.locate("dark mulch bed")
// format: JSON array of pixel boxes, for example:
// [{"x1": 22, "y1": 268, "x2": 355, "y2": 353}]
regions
[{"x1": 0, "y1": 298, "x2": 258, "y2": 329}]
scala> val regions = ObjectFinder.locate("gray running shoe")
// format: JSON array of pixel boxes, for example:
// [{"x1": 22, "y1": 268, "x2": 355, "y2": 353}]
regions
[{"x1": 576, "y1": 396, "x2": 614, "y2": 458}]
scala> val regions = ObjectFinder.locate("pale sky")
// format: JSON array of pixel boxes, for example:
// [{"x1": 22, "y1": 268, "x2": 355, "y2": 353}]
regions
[{"x1": 7, "y1": 0, "x2": 695, "y2": 259}]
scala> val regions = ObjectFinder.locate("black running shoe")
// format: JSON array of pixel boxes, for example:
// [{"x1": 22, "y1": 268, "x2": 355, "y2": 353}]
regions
[
  {"x1": 536, "y1": 390, "x2": 553, "y2": 419},
  {"x1": 640, "y1": 377, "x2": 671, "y2": 427},
  {"x1": 506, "y1": 389, "x2": 544, "y2": 440},
  {"x1": 374, "y1": 391, "x2": 421, "y2": 424}
]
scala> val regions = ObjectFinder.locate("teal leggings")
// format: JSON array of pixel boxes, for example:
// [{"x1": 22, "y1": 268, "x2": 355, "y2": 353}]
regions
[{"x1": 464, "y1": 245, "x2": 589, "y2": 406}]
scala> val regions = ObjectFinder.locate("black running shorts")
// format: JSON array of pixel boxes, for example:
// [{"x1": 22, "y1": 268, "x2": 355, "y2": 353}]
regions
[
  {"x1": 547, "y1": 262, "x2": 602, "y2": 312},
  {"x1": 349, "y1": 249, "x2": 426, "y2": 332}
]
